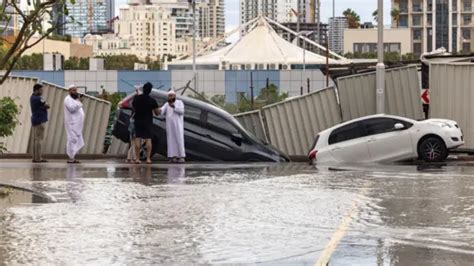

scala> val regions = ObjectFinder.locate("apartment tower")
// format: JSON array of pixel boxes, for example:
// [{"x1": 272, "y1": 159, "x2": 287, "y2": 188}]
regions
[{"x1": 392, "y1": 0, "x2": 474, "y2": 54}]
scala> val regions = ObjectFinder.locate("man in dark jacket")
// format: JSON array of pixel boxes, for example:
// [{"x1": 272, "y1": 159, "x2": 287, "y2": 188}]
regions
[
  {"x1": 30, "y1": 84, "x2": 50, "y2": 163},
  {"x1": 132, "y1": 82, "x2": 160, "y2": 164}
]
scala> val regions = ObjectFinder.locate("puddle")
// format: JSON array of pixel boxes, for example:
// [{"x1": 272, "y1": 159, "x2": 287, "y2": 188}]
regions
[
  {"x1": 0, "y1": 162, "x2": 473, "y2": 264},
  {"x1": 0, "y1": 185, "x2": 50, "y2": 208}
]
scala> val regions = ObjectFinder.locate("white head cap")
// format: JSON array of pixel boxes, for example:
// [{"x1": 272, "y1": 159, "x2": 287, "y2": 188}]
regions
[
  {"x1": 68, "y1": 84, "x2": 76, "y2": 90},
  {"x1": 168, "y1": 90, "x2": 176, "y2": 96}
]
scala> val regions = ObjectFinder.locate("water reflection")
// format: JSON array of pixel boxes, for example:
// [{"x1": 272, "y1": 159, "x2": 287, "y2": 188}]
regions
[
  {"x1": 128, "y1": 165, "x2": 153, "y2": 185},
  {"x1": 167, "y1": 165, "x2": 186, "y2": 184},
  {"x1": 0, "y1": 162, "x2": 473, "y2": 264}
]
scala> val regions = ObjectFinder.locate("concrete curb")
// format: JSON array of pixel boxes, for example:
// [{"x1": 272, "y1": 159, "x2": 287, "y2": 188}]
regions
[{"x1": 0, "y1": 154, "x2": 125, "y2": 160}]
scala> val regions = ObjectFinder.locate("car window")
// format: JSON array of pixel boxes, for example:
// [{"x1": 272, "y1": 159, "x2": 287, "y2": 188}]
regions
[
  {"x1": 311, "y1": 135, "x2": 320, "y2": 149},
  {"x1": 207, "y1": 112, "x2": 239, "y2": 136},
  {"x1": 328, "y1": 122, "x2": 366, "y2": 145},
  {"x1": 184, "y1": 104, "x2": 202, "y2": 125},
  {"x1": 363, "y1": 118, "x2": 412, "y2": 136}
]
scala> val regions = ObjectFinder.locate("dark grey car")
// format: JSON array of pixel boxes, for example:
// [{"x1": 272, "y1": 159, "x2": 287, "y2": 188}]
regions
[{"x1": 112, "y1": 90, "x2": 290, "y2": 162}]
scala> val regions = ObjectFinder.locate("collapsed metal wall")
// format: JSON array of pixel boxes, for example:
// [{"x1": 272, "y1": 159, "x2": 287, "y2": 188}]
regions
[
  {"x1": 0, "y1": 76, "x2": 111, "y2": 154},
  {"x1": 261, "y1": 87, "x2": 342, "y2": 157},
  {"x1": 107, "y1": 136, "x2": 129, "y2": 156},
  {"x1": 234, "y1": 110, "x2": 268, "y2": 143},
  {"x1": 430, "y1": 63, "x2": 474, "y2": 148},
  {"x1": 337, "y1": 65, "x2": 423, "y2": 121},
  {"x1": 0, "y1": 76, "x2": 36, "y2": 153}
]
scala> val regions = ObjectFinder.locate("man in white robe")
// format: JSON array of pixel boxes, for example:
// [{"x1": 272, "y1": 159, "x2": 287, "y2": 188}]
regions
[
  {"x1": 160, "y1": 90, "x2": 185, "y2": 163},
  {"x1": 64, "y1": 85, "x2": 85, "y2": 163}
]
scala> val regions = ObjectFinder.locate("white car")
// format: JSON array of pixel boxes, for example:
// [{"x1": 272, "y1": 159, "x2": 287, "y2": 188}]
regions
[{"x1": 308, "y1": 114, "x2": 464, "y2": 163}]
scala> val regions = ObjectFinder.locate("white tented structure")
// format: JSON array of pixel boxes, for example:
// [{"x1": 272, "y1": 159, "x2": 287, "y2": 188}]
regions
[{"x1": 166, "y1": 16, "x2": 349, "y2": 70}]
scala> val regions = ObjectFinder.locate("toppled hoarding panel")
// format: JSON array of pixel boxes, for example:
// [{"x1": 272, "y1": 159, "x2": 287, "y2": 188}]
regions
[
  {"x1": 0, "y1": 76, "x2": 111, "y2": 155},
  {"x1": 337, "y1": 65, "x2": 423, "y2": 121}
]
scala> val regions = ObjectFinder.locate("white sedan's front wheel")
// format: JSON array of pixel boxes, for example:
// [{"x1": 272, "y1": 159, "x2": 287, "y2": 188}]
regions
[{"x1": 418, "y1": 137, "x2": 448, "y2": 162}]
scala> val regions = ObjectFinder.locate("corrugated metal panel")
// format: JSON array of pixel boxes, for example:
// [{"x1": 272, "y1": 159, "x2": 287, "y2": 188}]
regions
[
  {"x1": 1, "y1": 76, "x2": 112, "y2": 155},
  {"x1": 0, "y1": 76, "x2": 38, "y2": 153},
  {"x1": 430, "y1": 63, "x2": 474, "y2": 148},
  {"x1": 40, "y1": 82, "x2": 111, "y2": 154},
  {"x1": 261, "y1": 87, "x2": 342, "y2": 156},
  {"x1": 337, "y1": 65, "x2": 423, "y2": 121},
  {"x1": 107, "y1": 136, "x2": 129, "y2": 156},
  {"x1": 234, "y1": 110, "x2": 268, "y2": 142}
]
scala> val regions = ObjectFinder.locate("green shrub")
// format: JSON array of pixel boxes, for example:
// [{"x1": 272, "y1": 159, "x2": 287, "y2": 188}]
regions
[{"x1": 0, "y1": 97, "x2": 19, "y2": 153}]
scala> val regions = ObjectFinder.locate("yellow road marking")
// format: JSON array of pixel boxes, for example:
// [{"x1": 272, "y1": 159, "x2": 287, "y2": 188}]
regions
[{"x1": 315, "y1": 188, "x2": 368, "y2": 266}]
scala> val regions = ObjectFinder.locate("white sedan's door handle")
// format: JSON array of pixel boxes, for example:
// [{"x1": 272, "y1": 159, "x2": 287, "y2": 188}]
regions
[
  {"x1": 331, "y1": 147, "x2": 341, "y2": 152},
  {"x1": 368, "y1": 138, "x2": 377, "y2": 143}
]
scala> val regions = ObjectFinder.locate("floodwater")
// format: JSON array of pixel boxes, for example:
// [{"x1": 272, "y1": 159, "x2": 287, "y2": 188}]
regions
[{"x1": 0, "y1": 161, "x2": 473, "y2": 265}]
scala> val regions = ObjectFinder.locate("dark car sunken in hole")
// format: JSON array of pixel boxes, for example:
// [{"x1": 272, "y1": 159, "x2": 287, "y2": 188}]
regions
[{"x1": 112, "y1": 90, "x2": 290, "y2": 162}]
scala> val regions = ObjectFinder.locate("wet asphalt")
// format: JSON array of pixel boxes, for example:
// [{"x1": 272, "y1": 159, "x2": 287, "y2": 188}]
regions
[{"x1": 0, "y1": 160, "x2": 473, "y2": 265}]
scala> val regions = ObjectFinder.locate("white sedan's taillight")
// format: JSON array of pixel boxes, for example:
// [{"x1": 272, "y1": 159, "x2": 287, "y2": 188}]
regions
[{"x1": 309, "y1": 150, "x2": 318, "y2": 161}]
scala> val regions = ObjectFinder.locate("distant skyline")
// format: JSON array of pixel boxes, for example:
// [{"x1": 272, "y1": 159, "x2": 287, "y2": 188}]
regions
[{"x1": 115, "y1": 0, "x2": 392, "y2": 32}]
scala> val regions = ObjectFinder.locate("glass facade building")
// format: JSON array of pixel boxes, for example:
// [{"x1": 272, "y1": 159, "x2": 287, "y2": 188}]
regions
[{"x1": 62, "y1": 0, "x2": 114, "y2": 37}]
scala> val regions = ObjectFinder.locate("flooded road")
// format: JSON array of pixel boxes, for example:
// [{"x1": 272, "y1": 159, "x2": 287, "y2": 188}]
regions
[{"x1": 0, "y1": 161, "x2": 473, "y2": 265}]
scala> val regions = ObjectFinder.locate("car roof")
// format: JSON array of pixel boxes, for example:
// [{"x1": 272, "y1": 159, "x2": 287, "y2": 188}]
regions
[
  {"x1": 132, "y1": 89, "x2": 234, "y2": 121},
  {"x1": 319, "y1": 114, "x2": 415, "y2": 135}
]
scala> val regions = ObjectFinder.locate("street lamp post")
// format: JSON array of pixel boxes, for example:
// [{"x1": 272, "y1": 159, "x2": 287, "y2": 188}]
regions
[
  {"x1": 376, "y1": 0, "x2": 385, "y2": 113},
  {"x1": 297, "y1": 31, "x2": 314, "y2": 95},
  {"x1": 331, "y1": 0, "x2": 335, "y2": 51},
  {"x1": 191, "y1": 0, "x2": 197, "y2": 92}
]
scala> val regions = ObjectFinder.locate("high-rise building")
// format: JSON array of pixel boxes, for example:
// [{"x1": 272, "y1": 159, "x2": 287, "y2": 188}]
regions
[
  {"x1": 274, "y1": 22, "x2": 328, "y2": 52},
  {"x1": 128, "y1": 0, "x2": 224, "y2": 40},
  {"x1": 0, "y1": 4, "x2": 16, "y2": 36},
  {"x1": 328, "y1": 17, "x2": 348, "y2": 53},
  {"x1": 62, "y1": 0, "x2": 115, "y2": 37},
  {"x1": 207, "y1": 0, "x2": 225, "y2": 38},
  {"x1": 239, "y1": 0, "x2": 295, "y2": 25},
  {"x1": 392, "y1": 0, "x2": 474, "y2": 54},
  {"x1": 114, "y1": 4, "x2": 177, "y2": 58},
  {"x1": 239, "y1": 0, "x2": 319, "y2": 25}
]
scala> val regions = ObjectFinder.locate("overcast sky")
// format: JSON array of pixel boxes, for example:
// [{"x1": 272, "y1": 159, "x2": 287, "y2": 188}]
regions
[{"x1": 115, "y1": 0, "x2": 392, "y2": 32}]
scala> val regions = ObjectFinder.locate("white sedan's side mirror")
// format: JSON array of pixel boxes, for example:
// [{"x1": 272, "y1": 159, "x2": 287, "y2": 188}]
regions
[{"x1": 394, "y1": 123, "x2": 405, "y2": 130}]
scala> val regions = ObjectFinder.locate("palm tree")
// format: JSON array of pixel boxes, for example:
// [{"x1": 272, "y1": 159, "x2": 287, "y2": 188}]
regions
[
  {"x1": 343, "y1": 8, "x2": 361, "y2": 28},
  {"x1": 391, "y1": 8, "x2": 401, "y2": 27},
  {"x1": 372, "y1": 10, "x2": 378, "y2": 24}
]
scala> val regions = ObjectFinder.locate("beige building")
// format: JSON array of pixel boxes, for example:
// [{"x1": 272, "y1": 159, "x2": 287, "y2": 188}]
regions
[
  {"x1": 84, "y1": 33, "x2": 207, "y2": 60},
  {"x1": 344, "y1": 28, "x2": 412, "y2": 55},
  {"x1": 115, "y1": 5, "x2": 177, "y2": 59},
  {"x1": 22, "y1": 37, "x2": 93, "y2": 59},
  {"x1": 392, "y1": 0, "x2": 474, "y2": 54},
  {"x1": 85, "y1": 3, "x2": 216, "y2": 60},
  {"x1": 201, "y1": 0, "x2": 225, "y2": 39}
]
